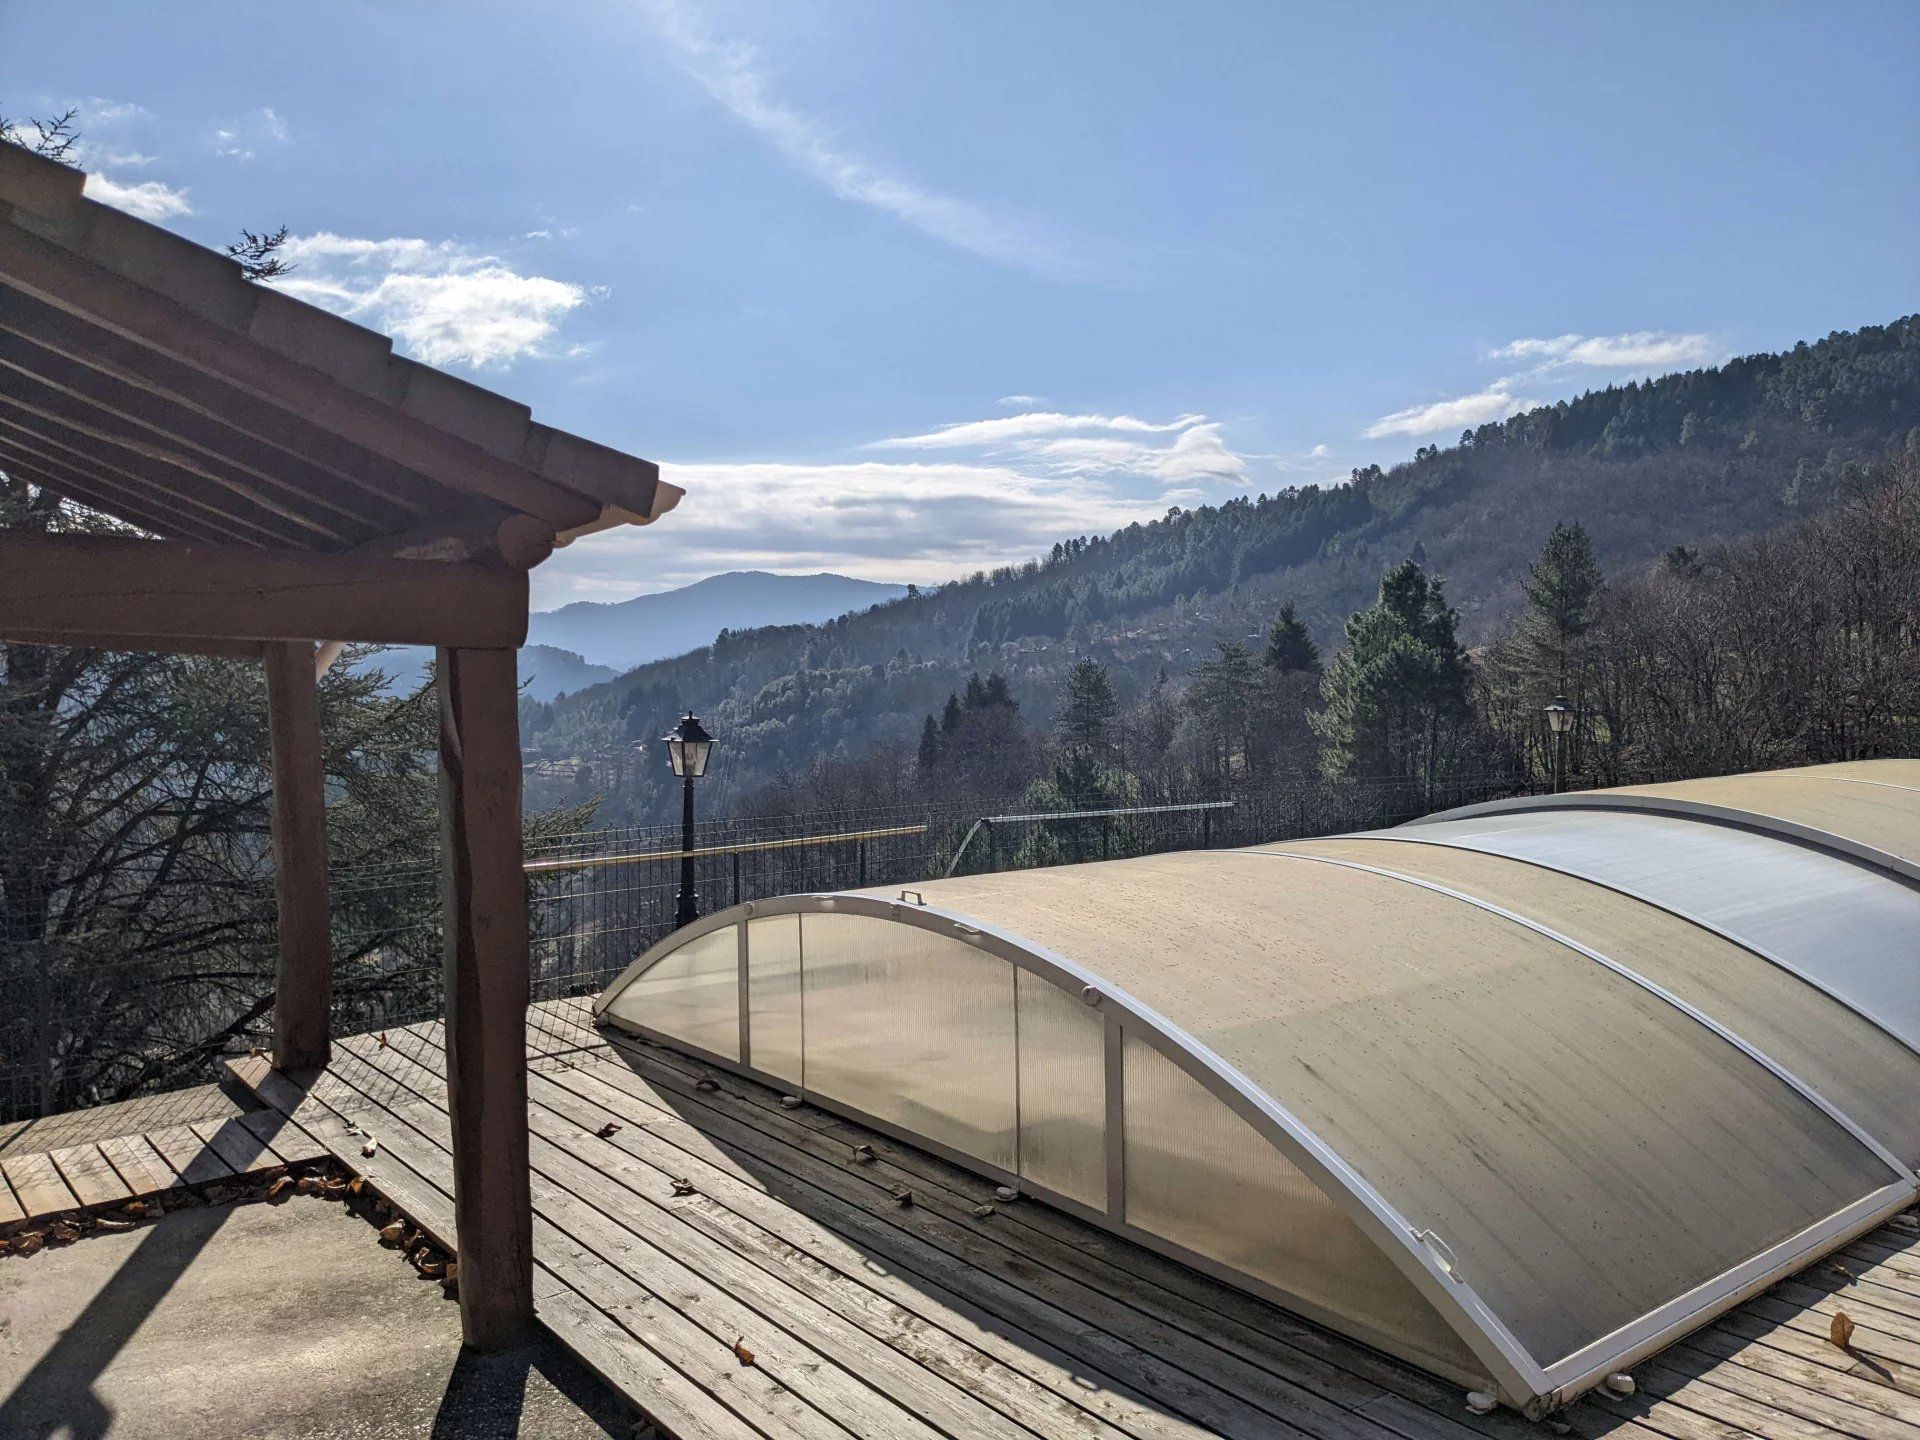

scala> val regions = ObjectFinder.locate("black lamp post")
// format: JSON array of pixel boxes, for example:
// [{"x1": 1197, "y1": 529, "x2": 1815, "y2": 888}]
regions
[
  {"x1": 663, "y1": 711, "x2": 714, "y2": 926},
  {"x1": 1543, "y1": 694, "x2": 1574, "y2": 795}
]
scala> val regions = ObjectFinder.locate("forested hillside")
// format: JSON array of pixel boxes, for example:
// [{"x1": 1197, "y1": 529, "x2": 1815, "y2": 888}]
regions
[{"x1": 527, "y1": 317, "x2": 1920, "y2": 822}]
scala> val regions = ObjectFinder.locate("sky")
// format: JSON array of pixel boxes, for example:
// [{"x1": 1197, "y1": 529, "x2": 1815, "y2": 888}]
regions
[{"x1": 4, "y1": 1, "x2": 1916, "y2": 609}]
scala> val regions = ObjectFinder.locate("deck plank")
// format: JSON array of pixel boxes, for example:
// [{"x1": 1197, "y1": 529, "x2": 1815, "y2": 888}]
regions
[
  {"x1": 96, "y1": 1133, "x2": 184, "y2": 1200},
  {"x1": 47, "y1": 1143, "x2": 133, "y2": 1208},
  {"x1": 189, "y1": 1117, "x2": 287, "y2": 1176},
  {"x1": 1, "y1": 1149, "x2": 79, "y2": 1219},
  {"x1": 140, "y1": 1123, "x2": 236, "y2": 1187},
  {"x1": 0, "y1": 1170, "x2": 26, "y2": 1228}
]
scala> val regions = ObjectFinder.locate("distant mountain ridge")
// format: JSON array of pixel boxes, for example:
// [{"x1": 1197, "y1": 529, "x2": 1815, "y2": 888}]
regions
[
  {"x1": 523, "y1": 316, "x2": 1920, "y2": 824},
  {"x1": 529, "y1": 571, "x2": 909, "y2": 672},
  {"x1": 354, "y1": 643, "x2": 617, "y2": 703}
]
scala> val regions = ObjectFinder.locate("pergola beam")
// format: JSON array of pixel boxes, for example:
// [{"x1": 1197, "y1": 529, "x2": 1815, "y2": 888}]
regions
[
  {"x1": 0, "y1": 531, "x2": 528, "y2": 648},
  {"x1": 0, "y1": 224, "x2": 608, "y2": 531}
]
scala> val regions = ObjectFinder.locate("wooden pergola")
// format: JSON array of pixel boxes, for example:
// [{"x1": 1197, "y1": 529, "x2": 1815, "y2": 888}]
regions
[{"x1": 0, "y1": 142, "x2": 680, "y2": 1348}]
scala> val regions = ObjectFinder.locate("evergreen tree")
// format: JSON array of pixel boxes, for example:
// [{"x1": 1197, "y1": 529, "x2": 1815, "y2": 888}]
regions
[
  {"x1": 1314, "y1": 560, "x2": 1473, "y2": 807},
  {"x1": 1520, "y1": 521, "x2": 1604, "y2": 690},
  {"x1": 1057, "y1": 659, "x2": 1118, "y2": 758},
  {"x1": 939, "y1": 692, "x2": 963, "y2": 735},
  {"x1": 1262, "y1": 600, "x2": 1321, "y2": 675},
  {"x1": 916, "y1": 714, "x2": 940, "y2": 773},
  {"x1": 1188, "y1": 639, "x2": 1262, "y2": 783}
]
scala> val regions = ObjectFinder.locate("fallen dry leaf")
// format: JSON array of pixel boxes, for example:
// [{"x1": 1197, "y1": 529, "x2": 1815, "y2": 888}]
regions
[
  {"x1": 266, "y1": 1176, "x2": 294, "y2": 1200},
  {"x1": 377, "y1": 1032, "x2": 390, "y2": 1048},
  {"x1": 379, "y1": 1220, "x2": 408, "y2": 1245},
  {"x1": 971, "y1": 1203, "x2": 995, "y2": 1219},
  {"x1": 12, "y1": 1231, "x2": 44, "y2": 1257},
  {"x1": 731, "y1": 1336, "x2": 755, "y2": 1367},
  {"x1": 441, "y1": 1260, "x2": 460, "y2": 1296},
  {"x1": 694, "y1": 1076, "x2": 719, "y2": 1093},
  {"x1": 348, "y1": 1177, "x2": 366, "y2": 1197},
  {"x1": 851, "y1": 1144, "x2": 875, "y2": 1163},
  {"x1": 595, "y1": 1122, "x2": 621, "y2": 1139},
  {"x1": 1831, "y1": 1310, "x2": 1856, "y2": 1350},
  {"x1": 670, "y1": 1177, "x2": 697, "y2": 1198},
  {"x1": 889, "y1": 1184, "x2": 914, "y2": 1207},
  {"x1": 48, "y1": 1222, "x2": 81, "y2": 1245},
  {"x1": 360, "y1": 1137, "x2": 378, "y2": 1158}
]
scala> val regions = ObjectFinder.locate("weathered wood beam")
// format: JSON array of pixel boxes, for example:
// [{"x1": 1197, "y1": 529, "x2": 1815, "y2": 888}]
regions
[
  {"x1": 437, "y1": 646, "x2": 534, "y2": 1349},
  {"x1": 0, "y1": 227, "x2": 605, "y2": 531},
  {"x1": 0, "y1": 628, "x2": 263, "y2": 658},
  {"x1": 0, "y1": 531, "x2": 528, "y2": 648},
  {"x1": 0, "y1": 370, "x2": 362, "y2": 543},
  {"x1": 265, "y1": 640, "x2": 332, "y2": 1072},
  {"x1": 0, "y1": 311, "x2": 442, "y2": 523},
  {"x1": 354, "y1": 511, "x2": 556, "y2": 571},
  {"x1": 0, "y1": 447, "x2": 242, "y2": 547}
]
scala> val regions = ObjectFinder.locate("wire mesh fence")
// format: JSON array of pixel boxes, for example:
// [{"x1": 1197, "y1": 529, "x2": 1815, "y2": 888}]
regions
[{"x1": 2, "y1": 766, "x2": 1534, "y2": 1124}]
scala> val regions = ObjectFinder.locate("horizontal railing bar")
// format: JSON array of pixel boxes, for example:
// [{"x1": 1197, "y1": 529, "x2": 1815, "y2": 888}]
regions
[
  {"x1": 981, "y1": 800, "x2": 1235, "y2": 824},
  {"x1": 521, "y1": 823, "x2": 929, "y2": 875}
]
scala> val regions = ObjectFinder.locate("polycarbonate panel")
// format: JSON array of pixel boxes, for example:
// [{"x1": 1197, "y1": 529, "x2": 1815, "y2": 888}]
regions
[
  {"x1": 747, "y1": 914, "x2": 803, "y2": 1085},
  {"x1": 1412, "y1": 810, "x2": 1920, "y2": 1053},
  {"x1": 1612, "y1": 770, "x2": 1920, "y2": 871},
  {"x1": 801, "y1": 912, "x2": 1017, "y2": 1170},
  {"x1": 1292, "y1": 836, "x2": 1920, "y2": 1165},
  {"x1": 603, "y1": 924, "x2": 739, "y2": 1060},
  {"x1": 1015, "y1": 968, "x2": 1106, "y2": 1209},
  {"x1": 1791, "y1": 759, "x2": 1920, "y2": 791},
  {"x1": 868, "y1": 853, "x2": 1896, "y2": 1366},
  {"x1": 1122, "y1": 1032, "x2": 1478, "y2": 1375}
]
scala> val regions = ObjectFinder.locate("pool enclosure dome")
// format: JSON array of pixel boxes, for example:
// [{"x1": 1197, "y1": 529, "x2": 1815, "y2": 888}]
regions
[{"x1": 595, "y1": 760, "x2": 1920, "y2": 1415}]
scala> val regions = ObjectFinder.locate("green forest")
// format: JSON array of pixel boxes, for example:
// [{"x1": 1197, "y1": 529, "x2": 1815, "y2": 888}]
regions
[{"x1": 523, "y1": 315, "x2": 1920, "y2": 822}]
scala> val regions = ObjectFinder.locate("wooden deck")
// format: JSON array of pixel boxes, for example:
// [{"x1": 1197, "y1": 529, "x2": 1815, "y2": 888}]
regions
[
  {"x1": 0, "y1": 1099, "x2": 330, "y2": 1235},
  {"x1": 184, "y1": 996, "x2": 1920, "y2": 1440}
]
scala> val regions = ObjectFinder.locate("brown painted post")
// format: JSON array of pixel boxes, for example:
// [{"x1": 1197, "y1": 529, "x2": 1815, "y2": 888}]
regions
[
  {"x1": 265, "y1": 640, "x2": 332, "y2": 1072},
  {"x1": 437, "y1": 645, "x2": 534, "y2": 1350}
]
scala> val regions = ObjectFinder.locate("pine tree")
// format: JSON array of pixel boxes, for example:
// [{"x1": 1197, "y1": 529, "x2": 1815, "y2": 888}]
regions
[
  {"x1": 1314, "y1": 559, "x2": 1472, "y2": 808},
  {"x1": 1189, "y1": 639, "x2": 1262, "y2": 782},
  {"x1": 917, "y1": 714, "x2": 940, "y2": 773},
  {"x1": 1519, "y1": 521, "x2": 1604, "y2": 690},
  {"x1": 1057, "y1": 659, "x2": 1118, "y2": 758},
  {"x1": 1263, "y1": 600, "x2": 1321, "y2": 675}
]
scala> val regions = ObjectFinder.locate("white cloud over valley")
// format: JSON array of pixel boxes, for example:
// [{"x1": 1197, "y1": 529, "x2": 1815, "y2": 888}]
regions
[
  {"x1": 83, "y1": 172, "x2": 193, "y2": 221},
  {"x1": 1364, "y1": 384, "x2": 1529, "y2": 439},
  {"x1": 1492, "y1": 330, "x2": 1721, "y2": 372},
  {"x1": 275, "y1": 233, "x2": 591, "y2": 368}
]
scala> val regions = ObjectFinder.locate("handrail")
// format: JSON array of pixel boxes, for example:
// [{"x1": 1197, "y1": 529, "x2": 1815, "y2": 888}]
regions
[
  {"x1": 945, "y1": 799, "x2": 1234, "y2": 877},
  {"x1": 523, "y1": 823, "x2": 928, "y2": 875}
]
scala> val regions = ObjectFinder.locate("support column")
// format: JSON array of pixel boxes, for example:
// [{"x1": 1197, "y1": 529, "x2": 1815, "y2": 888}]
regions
[
  {"x1": 265, "y1": 640, "x2": 332, "y2": 1072},
  {"x1": 437, "y1": 645, "x2": 534, "y2": 1350}
]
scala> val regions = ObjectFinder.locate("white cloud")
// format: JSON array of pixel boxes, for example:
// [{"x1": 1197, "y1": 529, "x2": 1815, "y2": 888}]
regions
[
  {"x1": 996, "y1": 394, "x2": 1044, "y2": 408},
  {"x1": 83, "y1": 172, "x2": 193, "y2": 221},
  {"x1": 1492, "y1": 330, "x2": 1720, "y2": 372},
  {"x1": 535, "y1": 457, "x2": 1169, "y2": 603},
  {"x1": 640, "y1": 0, "x2": 1083, "y2": 280},
  {"x1": 1365, "y1": 384, "x2": 1529, "y2": 439},
  {"x1": 274, "y1": 233, "x2": 589, "y2": 369},
  {"x1": 1030, "y1": 421, "x2": 1247, "y2": 486},
  {"x1": 879, "y1": 411, "x2": 1205, "y2": 449},
  {"x1": 211, "y1": 106, "x2": 292, "y2": 160}
]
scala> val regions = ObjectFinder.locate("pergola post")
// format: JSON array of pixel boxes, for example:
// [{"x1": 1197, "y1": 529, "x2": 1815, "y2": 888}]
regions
[
  {"x1": 437, "y1": 645, "x2": 534, "y2": 1350},
  {"x1": 265, "y1": 639, "x2": 332, "y2": 1072}
]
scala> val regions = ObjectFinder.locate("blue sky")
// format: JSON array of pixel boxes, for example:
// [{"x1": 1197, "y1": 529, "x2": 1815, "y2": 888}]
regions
[{"x1": 5, "y1": 1, "x2": 1916, "y2": 608}]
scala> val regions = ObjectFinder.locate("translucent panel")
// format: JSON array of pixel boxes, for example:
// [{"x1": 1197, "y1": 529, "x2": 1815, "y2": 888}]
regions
[
  {"x1": 1791, "y1": 759, "x2": 1920, "y2": 791},
  {"x1": 879, "y1": 853, "x2": 1895, "y2": 1366},
  {"x1": 1612, "y1": 771, "x2": 1920, "y2": 871},
  {"x1": 1015, "y1": 968, "x2": 1106, "y2": 1209},
  {"x1": 604, "y1": 924, "x2": 738, "y2": 1060},
  {"x1": 1122, "y1": 1032, "x2": 1477, "y2": 1376},
  {"x1": 801, "y1": 912, "x2": 1017, "y2": 1170},
  {"x1": 747, "y1": 914, "x2": 803, "y2": 1085},
  {"x1": 1414, "y1": 810, "x2": 1920, "y2": 1053},
  {"x1": 1295, "y1": 836, "x2": 1920, "y2": 1165}
]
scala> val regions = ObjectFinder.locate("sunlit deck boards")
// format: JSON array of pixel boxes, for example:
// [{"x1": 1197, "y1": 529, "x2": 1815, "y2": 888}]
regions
[
  {"x1": 224, "y1": 998, "x2": 1920, "y2": 1440},
  {"x1": 0, "y1": 1109, "x2": 328, "y2": 1228}
]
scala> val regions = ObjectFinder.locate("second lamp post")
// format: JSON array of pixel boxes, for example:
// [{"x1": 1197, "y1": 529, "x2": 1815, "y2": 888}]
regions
[{"x1": 663, "y1": 711, "x2": 715, "y2": 926}]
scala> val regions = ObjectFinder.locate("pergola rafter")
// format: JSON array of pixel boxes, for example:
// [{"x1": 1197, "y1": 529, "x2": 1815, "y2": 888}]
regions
[{"x1": 0, "y1": 139, "x2": 683, "y2": 1350}]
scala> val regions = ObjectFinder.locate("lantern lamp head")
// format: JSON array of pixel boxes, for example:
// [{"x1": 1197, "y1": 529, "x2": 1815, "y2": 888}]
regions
[
  {"x1": 1543, "y1": 695, "x2": 1575, "y2": 736},
  {"x1": 663, "y1": 711, "x2": 714, "y2": 779}
]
